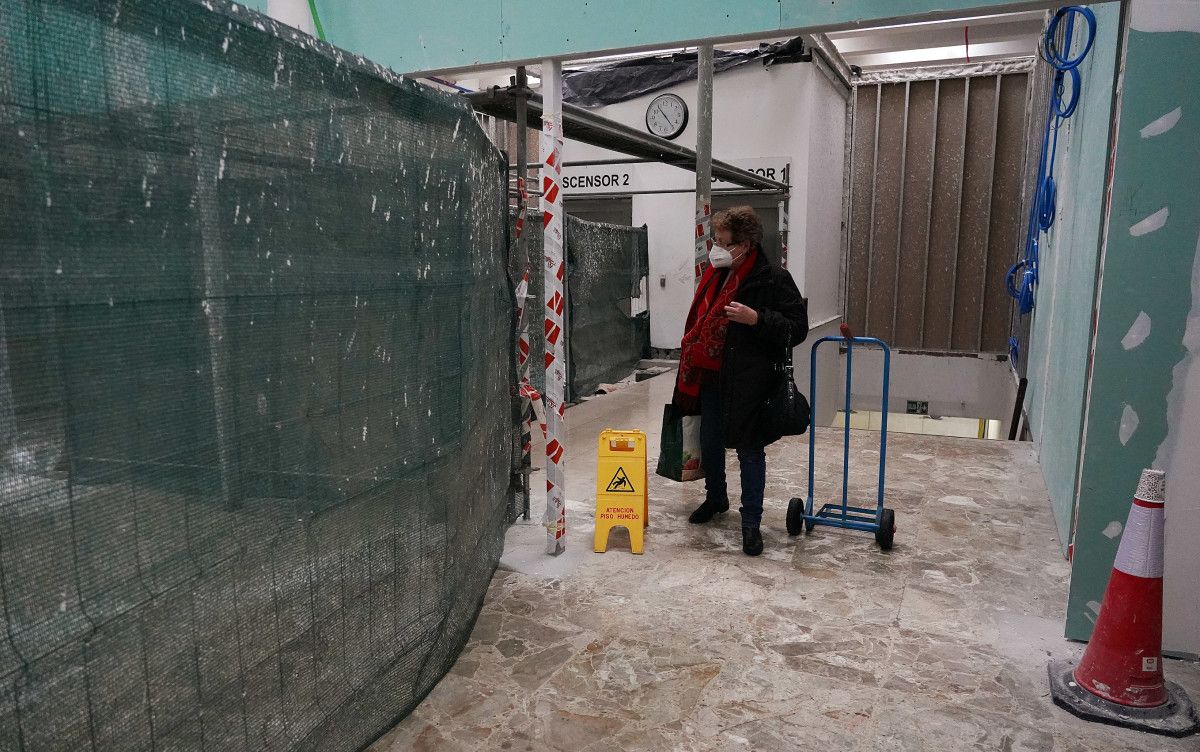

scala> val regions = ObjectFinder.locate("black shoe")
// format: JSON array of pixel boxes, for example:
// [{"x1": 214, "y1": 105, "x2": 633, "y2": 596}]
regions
[
  {"x1": 688, "y1": 496, "x2": 729, "y2": 524},
  {"x1": 742, "y1": 526, "x2": 763, "y2": 556}
]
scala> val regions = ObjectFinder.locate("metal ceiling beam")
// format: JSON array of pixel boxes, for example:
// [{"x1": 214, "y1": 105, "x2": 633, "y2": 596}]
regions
[
  {"x1": 825, "y1": 9, "x2": 1046, "y2": 42},
  {"x1": 848, "y1": 40, "x2": 1036, "y2": 69},
  {"x1": 465, "y1": 87, "x2": 788, "y2": 192},
  {"x1": 805, "y1": 33, "x2": 854, "y2": 90},
  {"x1": 829, "y1": 20, "x2": 1042, "y2": 56}
]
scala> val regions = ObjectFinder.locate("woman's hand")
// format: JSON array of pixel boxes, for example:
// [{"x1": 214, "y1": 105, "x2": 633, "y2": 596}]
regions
[{"x1": 724, "y1": 302, "x2": 758, "y2": 325}]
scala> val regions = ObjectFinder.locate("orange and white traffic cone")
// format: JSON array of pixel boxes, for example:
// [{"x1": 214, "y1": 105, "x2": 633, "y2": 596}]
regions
[{"x1": 1048, "y1": 469, "x2": 1199, "y2": 737}]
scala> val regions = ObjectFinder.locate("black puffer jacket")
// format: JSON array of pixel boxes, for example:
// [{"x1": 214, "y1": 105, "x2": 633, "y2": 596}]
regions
[{"x1": 717, "y1": 249, "x2": 809, "y2": 449}]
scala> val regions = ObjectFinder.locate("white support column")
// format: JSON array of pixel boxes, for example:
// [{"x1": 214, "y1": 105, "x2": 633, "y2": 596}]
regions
[
  {"x1": 540, "y1": 59, "x2": 567, "y2": 556},
  {"x1": 694, "y1": 44, "x2": 714, "y2": 285}
]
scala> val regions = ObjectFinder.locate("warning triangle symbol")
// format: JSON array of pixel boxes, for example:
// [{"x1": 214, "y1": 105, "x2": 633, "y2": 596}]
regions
[{"x1": 605, "y1": 467, "x2": 635, "y2": 493}]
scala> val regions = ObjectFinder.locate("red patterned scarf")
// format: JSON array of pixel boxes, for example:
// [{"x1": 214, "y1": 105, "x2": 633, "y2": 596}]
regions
[{"x1": 674, "y1": 249, "x2": 758, "y2": 412}]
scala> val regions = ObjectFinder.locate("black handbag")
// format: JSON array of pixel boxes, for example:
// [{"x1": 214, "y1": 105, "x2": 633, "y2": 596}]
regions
[{"x1": 763, "y1": 324, "x2": 810, "y2": 438}]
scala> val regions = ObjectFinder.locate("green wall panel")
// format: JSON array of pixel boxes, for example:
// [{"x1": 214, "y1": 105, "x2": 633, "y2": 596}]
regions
[
  {"x1": 499, "y1": 0, "x2": 780, "y2": 63},
  {"x1": 1066, "y1": 24, "x2": 1200, "y2": 641},
  {"x1": 317, "y1": 0, "x2": 503, "y2": 73},
  {"x1": 308, "y1": 0, "x2": 1066, "y2": 73},
  {"x1": 1024, "y1": 3, "x2": 1121, "y2": 553}
]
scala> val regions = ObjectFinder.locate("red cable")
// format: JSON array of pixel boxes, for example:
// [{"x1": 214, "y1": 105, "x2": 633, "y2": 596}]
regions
[{"x1": 964, "y1": 25, "x2": 971, "y2": 63}]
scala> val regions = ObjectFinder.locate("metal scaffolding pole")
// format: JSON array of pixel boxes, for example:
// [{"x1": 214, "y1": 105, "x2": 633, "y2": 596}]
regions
[
  {"x1": 540, "y1": 59, "x2": 567, "y2": 556},
  {"x1": 513, "y1": 66, "x2": 533, "y2": 522},
  {"x1": 695, "y1": 43, "x2": 714, "y2": 285},
  {"x1": 468, "y1": 87, "x2": 786, "y2": 192}
]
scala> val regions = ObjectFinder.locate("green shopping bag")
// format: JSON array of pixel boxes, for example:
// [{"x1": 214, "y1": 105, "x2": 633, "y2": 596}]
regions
[{"x1": 655, "y1": 404, "x2": 704, "y2": 482}]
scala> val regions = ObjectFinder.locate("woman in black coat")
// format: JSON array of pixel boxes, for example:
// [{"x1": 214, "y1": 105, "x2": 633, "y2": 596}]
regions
[{"x1": 672, "y1": 207, "x2": 809, "y2": 556}]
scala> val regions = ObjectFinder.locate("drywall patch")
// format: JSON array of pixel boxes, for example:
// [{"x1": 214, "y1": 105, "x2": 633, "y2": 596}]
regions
[
  {"x1": 1140, "y1": 106, "x2": 1183, "y2": 138},
  {"x1": 1129, "y1": 0, "x2": 1200, "y2": 34},
  {"x1": 1121, "y1": 311, "x2": 1153, "y2": 350},
  {"x1": 1119, "y1": 403, "x2": 1140, "y2": 445},
  {"x1": 1102, "y1": 520, "x2": 1124, "y2": 538},
  {"x1": 1130, "y1": 207, "x2": 1169, "y2": 237}
]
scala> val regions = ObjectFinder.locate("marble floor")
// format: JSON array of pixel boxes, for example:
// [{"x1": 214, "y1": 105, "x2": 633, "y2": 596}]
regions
[{"x1": 370, "y1": 372, "x2": 1200, "y2": 752}]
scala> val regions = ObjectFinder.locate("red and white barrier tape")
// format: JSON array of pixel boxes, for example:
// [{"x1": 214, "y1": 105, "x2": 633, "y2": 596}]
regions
[
  {"x1": 694, "y1": 202, "x2": 711, "y2": 281},
  {"x1": 541, "y1": 110, "x2": 567, "y2": 555}
]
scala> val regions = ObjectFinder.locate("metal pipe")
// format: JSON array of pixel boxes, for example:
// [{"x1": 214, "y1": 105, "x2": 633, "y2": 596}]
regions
[
  {"x1": 466, "y1": 88, "x2": 786, "y2": 192},
  {"x1": 513, "y1": 66, "x2": 531, "y2": 521},
  {"x1": 525, "y1": 187, "x2": 786, "y2": 199},
  {"x1": 877, "y1": 342, "x2": 891, "y2": 513},
  {"x1": 842, "y1": 337, "x2": 853, "y2": 518},
  {"x1": 1009, "y1": 377, "x2": 1029, "y2": 440},
  {"x1": 514, "y1": 70, "x2": 529, "y2": 196},
  {"x1": 808, "y1": 343, "x2": 819, "y2": 518},
  {"x1": 695, "y1": 43, "x2": 714, "y2": 285},
  {"x1": 511, "y1": 157, "x2": 673, "y2": 168},
  {"x1": 514, "y1": 68, "x2": 529, "y2": 269}
]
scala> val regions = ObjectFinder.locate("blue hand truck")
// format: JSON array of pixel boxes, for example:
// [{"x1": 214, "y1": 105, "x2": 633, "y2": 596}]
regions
[{"x1": 787, "y1": 323, "x2": 896, "y2": 549}]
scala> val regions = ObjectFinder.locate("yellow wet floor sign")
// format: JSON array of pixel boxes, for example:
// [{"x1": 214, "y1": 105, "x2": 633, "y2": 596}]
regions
[{"x1": 594, "y1": 429, "x2": 648, "y2": 554}]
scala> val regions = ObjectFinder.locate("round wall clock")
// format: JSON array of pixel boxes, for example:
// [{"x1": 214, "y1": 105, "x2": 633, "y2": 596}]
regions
[{"x1": 645, "y1": 93, "x2": 688, "y2": 140}]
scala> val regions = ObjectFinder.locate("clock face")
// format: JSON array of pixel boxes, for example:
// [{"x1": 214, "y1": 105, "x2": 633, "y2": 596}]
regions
[{"x1": 645, "y1": 93, "x2": 688, "y2": 140}]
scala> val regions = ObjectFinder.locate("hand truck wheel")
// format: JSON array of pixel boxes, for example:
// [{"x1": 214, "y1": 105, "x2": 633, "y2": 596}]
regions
[
  {"x1": 875, "y1": 508, "x2": 896, "y2": 550},
  {"x1": 786, "y1": 498, "x2": 804, "y2": 536}
]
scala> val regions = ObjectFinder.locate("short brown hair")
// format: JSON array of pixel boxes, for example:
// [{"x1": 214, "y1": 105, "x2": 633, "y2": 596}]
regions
[{"x1": 711, "y1": 206, "x2": 764, "y2": 247}]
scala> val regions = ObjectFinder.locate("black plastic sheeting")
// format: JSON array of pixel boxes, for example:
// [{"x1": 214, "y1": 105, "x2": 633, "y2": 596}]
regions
[
  {"x1": 563, "y1": 38, "x2": 808, "y2": 107},
  {"x1": 0, "y1": 1, "x2": 514, "y2": 750}
]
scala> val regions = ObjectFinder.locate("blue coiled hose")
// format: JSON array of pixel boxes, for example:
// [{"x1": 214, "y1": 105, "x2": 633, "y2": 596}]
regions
[{"x1": 1006, "y1": 6, "x2": 1097, "y2": 335}]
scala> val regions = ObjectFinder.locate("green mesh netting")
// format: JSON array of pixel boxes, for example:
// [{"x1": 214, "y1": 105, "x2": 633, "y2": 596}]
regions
[
  {"x1": 565, "y1": 216, "x2": 649, "y2": 400},
  {"x1": 509, "y1": 212, "x2": 649, "y2": 401},
  {"x1": 0, "y1": 1, "x2": 514, "y2": 750}
]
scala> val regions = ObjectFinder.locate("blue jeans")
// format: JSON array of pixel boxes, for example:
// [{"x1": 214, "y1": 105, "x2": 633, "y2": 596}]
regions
[{"x1": 699, "y1": 385, "x2": 767, "y2": 527}]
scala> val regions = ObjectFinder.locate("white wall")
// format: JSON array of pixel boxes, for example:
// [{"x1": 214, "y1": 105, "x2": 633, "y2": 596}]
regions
[
  {"x1": 844, "y1": 350, "x2": 1017, "y2": 430},
  {"x1": 792, "y1": 319, "x2": 843, "y2": 429},
  {"x1": 803, "y1": 71, "x2": 847, "y2": 325},
  {"x1": 1155, "y1": 234, "x2": 1200, "y2": 656},
  {"x1": 560, "y1": 62, "x2": 848, "y2": 349}
]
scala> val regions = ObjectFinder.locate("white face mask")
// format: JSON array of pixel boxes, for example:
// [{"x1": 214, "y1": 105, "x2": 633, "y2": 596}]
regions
[
  {"x1": 709, "y1": 243, "x2": 746, "y2": 269},
  {"x1": 709, "y1": 244, "x2": 739, "y2": 268}
]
